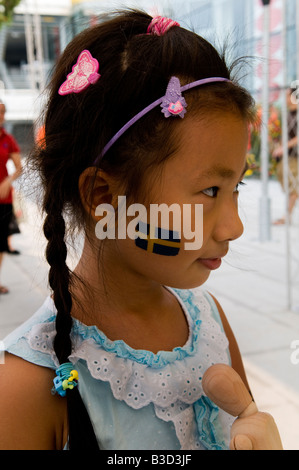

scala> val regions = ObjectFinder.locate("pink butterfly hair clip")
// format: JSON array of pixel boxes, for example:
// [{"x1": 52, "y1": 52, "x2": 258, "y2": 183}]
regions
[{"x1": 58, "y1": 49, "x2": 101, "y2": 96}]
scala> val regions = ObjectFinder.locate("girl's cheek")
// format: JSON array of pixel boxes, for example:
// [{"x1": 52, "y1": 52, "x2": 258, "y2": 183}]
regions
[{"x1": 135, "y1": 221, "x2": 181, "y2": 256}]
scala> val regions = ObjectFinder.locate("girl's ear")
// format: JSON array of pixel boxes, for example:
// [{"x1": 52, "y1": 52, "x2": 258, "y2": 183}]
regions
[{"x1": 79, "y1": 167, "x2": 117, "y2": 219}]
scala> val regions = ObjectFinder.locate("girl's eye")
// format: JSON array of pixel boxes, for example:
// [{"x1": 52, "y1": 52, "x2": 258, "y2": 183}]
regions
[
  {"x1": 202, "y1": 186, "x2": 219, "y2": 198},
  {"x1": 202, "y1": 181, "x2": 246, "y2": 198},
  {"x1": 234, "y1": 181, "x2": 246, "y2": 193}
]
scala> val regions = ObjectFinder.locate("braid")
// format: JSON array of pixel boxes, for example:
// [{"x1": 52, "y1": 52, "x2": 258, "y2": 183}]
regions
[
  {"x1": 44, "y1": 210, "x2": 72, "y2": 363},
  {"x1": 43, "y1": 201, "x2": 99, "y2": 449}
]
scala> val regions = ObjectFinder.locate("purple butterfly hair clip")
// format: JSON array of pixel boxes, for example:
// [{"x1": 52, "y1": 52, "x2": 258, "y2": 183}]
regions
[{"x1": 58, "y1": 50, "x2": 101, "y2": 96}]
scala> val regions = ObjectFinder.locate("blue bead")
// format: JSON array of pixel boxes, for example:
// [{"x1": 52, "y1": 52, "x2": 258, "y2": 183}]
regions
[{"x1": 53, "y1": 375, "x2": 66, "y2": 397}]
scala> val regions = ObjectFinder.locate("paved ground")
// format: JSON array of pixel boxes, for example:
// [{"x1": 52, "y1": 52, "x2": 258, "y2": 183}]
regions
[{"x1": 0, "y1": 177, "x2": 299, "y2": 449}]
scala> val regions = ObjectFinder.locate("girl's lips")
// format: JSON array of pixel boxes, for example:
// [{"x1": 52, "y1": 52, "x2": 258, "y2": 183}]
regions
[{"x1": 198, "y1": 258, "x2": 222, "y2": 270}]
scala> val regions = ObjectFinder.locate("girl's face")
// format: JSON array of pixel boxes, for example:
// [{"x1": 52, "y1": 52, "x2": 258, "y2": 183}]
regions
[{"x1": 110, "y1": 111, "x2": 249, "y2": 289}]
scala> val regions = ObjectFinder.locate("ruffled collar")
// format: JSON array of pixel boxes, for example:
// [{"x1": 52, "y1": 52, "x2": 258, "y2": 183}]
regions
[{"x1": 69, "y1": 287, "x2": 201, "y2": 369}]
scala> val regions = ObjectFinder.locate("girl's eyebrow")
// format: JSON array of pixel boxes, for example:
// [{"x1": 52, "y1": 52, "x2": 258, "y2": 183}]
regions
[{"x1": 196, "y1": 162, "x2": 249, "y2": 181}]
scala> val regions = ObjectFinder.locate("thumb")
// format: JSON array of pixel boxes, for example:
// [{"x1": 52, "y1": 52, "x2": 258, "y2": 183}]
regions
[
  {"x1": 230, "y1": 434, "x2": 253, "y2": 451},
  {"x1": 202, "y1": 364, "x2": 283, "y2": 451},
  {"x1": 202, "y1": 363, "x2": 258, "y2": 417},
  {"x1": 202, "y1": 364, "x2": 258, "y2": 451}
]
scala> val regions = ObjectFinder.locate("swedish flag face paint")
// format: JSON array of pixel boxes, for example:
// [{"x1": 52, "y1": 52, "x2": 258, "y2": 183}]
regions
[{"x1": 135, "y1": 221, "x2": 181, "y2": 256}]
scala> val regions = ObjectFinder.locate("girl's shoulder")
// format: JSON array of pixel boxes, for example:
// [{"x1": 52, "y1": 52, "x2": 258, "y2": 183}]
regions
[
  {"x1": 3, "y1": 296, "x2": 59, "y2": 370},
  {"x1": 1, "y1": 298, "x2": 68, "y2": 449},
  {"x1": 172, "y1": 286, "x2": 227, "y2": 331},
  {"x1": 0, "y1": 352, "x2": 67, "y2": 449}
]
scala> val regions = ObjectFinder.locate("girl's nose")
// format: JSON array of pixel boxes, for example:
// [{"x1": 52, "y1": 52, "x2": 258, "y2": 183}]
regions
[{"x1": 213, "y1": 199, "x2": 244, "y2": 243}]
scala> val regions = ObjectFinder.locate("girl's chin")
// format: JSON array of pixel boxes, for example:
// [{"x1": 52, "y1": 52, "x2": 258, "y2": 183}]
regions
[{"x1": 162, "y1": 271, "x2": 212, "y2": 290}]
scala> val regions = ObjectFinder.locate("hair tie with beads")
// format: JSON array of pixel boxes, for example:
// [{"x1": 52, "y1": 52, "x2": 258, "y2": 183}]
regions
[{"x1": 52, "y1": 363, "x2": 79, "y2": 397}]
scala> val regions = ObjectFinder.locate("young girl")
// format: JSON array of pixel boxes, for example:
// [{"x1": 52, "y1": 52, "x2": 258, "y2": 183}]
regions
[{"x1": 0, "y1": 10, "x2": 282, "y2": 450}]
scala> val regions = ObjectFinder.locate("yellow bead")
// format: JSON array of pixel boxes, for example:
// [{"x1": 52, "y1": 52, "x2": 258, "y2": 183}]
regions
[
  {"x1": 62, "y1": 379, "x2": 69, "y2": 390},
  {"x1": 70, "y1": 370, "x2": 79, "y2": 381}
]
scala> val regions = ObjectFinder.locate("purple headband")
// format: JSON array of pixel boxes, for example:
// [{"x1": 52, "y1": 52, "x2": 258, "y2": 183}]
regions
[{"x1": 94, "y1": 75, "x2": 230, "y2": 164}]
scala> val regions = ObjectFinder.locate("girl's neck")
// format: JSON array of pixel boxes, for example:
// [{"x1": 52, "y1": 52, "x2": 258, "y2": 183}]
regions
[
  {"x1": 72, "y1": 236, "x2": 169, "y2": 321},
  {"x1": 70, "y1": 237, "x2": 189, "y2": 352}
]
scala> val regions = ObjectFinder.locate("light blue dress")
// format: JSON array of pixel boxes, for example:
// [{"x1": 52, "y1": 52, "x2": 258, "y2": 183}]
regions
[{"x1": 3, "y1": 287, "x2": 234, "y2": 450}]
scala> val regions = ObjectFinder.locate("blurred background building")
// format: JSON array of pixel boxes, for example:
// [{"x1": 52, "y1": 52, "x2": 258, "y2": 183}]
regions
[
  {"x1": 0, "y1": 0, "x2": 70, "y2": 153},
  {"x1": 0, "y1": 0, "x2": 297, "y2": 154}
]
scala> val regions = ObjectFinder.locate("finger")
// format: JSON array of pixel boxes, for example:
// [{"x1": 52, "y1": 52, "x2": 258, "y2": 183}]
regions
[
  {"x1": 238, "y1": 401, "x2": 258, "y2": 419},
  {"x1": 202, "y1": 364, "x2": 256, "y2": 417},
  {"x1": 230, "y1": 434, "x2": 253, "y2": 451}
]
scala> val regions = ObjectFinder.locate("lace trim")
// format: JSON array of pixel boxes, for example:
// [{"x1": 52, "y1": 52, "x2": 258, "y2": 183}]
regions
[
  {"x1": 26, "y1": 320, "x2": 59, "y2": 368},
  {"x1": 71, "y1": 287, "x2": 200, "y2": 369}
]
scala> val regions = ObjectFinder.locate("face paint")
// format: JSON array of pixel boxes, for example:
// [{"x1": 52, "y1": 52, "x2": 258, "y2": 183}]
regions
[{"x1": 135, "y1": 221, "x2": 181, "y2": 256}]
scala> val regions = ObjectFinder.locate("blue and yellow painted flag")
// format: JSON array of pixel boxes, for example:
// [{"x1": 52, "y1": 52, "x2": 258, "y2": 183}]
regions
[{"x1": 135, "y1": 221, "x2": 181, "y2": 256}]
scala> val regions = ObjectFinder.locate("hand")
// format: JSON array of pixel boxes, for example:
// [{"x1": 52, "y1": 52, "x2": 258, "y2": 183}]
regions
[
  {"x1": 202, "y1": 364, "x2": 283, "y2": 450},
  {"x1": 272, "y1": 146, "x2": 283, "y2": 159},
  {"x1": 0, "y1": 177, "x2": 12, "y2": 200}
]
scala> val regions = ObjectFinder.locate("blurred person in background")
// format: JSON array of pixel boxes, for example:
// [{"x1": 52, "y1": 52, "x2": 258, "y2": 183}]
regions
[
  {"x1": 0, "y1": 101, "x2": 22, "y2": 294},
  {"x1": 272, "y1": 88, "x2": 298, "y2": 224}
]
